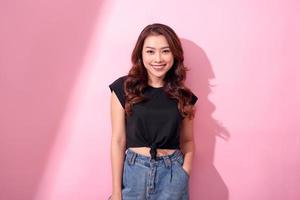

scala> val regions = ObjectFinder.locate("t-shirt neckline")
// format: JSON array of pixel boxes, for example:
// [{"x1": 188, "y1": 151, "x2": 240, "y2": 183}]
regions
[{"x1": 148, "y1": 85, "x2": 164, "y2": 89}]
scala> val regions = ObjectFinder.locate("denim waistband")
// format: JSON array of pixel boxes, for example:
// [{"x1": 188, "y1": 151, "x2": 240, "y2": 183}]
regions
[{"x1": 125, "y1": 148, "x2": 183, "y2": 167}]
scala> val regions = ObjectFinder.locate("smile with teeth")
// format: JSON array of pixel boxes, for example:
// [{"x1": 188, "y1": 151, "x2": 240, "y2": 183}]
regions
[{"x1": 152, "y1": 64, "x2": 166, "y2": 69}]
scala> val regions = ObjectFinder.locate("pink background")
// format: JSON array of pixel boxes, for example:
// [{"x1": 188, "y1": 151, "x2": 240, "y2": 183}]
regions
[{"x1": 1, "y1": 0, "x2": 299, "y2": 199}]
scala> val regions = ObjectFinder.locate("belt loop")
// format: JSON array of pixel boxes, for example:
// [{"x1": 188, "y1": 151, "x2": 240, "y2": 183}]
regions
[
  {"x1": 162, "y1": 155, "x2": 171, "y2": 168},
  {"x1": 162, "y1": 155, "x2": 173, "y2": 183},
  {"x1": 177, "y1": 150, "x2": 184, "y2": 164},
  {"x1": 128, "y1": 151, "x2": 137, "y2": 165}
]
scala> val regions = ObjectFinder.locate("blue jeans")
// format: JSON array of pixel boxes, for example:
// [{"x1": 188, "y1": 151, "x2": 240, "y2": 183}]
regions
[{"x1": 121, "y1": 148, "x2": 189, "y2": 200}]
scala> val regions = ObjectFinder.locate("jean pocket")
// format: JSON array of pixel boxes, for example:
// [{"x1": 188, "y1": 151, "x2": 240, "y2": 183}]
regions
[{"x1": 174, "y1": 159, "x2": 190, "y2": 179}]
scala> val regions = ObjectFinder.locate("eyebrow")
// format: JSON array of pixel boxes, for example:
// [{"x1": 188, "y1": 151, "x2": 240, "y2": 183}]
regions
[{"x1": 145, "y1": 46, "x2": 170, "y2": 49}]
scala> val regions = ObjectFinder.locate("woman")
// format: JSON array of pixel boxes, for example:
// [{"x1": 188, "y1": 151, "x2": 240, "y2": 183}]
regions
[{"x1": 109, "y1": 23, "x2": 198, "y2": 200}]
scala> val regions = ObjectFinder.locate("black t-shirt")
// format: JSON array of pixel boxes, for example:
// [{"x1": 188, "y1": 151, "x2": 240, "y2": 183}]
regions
[{"x1": 109, "y1": 75, "x2": 198, "y2": 160}]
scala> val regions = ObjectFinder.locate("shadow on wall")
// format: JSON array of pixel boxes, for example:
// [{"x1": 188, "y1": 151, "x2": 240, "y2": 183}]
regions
[
  {"x1": 0, "y1": 1, "x2": 105, "y2": 200},
  {"x1": 181, "y1": 38, "x2": 231, "y2": 200}
]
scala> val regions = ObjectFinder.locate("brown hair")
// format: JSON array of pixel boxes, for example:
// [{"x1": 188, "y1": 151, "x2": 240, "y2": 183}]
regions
[{"x1": 124, "y1": 23, "x2": 196, "y2": 120}]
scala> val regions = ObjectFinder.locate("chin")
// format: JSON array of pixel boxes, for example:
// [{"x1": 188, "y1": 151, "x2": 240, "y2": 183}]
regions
[{"x1": 151, "y1": 71, "x2": 167, "y2": 77}]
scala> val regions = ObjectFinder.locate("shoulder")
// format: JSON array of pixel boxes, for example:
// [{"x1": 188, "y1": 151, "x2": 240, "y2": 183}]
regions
[
  {"x1": 109, "y1": 75, "x2": 127, "y2": 88},
  {"x1": 181, "y1": 86, "x2": 198, "y2": 106},
  {"x1": 109, "y1": 75, "x2": 128, "y2": 92},
  {"x1": 109, "y1": 75, "x2": 128, "y2": 109},
  {"x1": 191, "y1": 91, "x2": 198, "y2": 105}
]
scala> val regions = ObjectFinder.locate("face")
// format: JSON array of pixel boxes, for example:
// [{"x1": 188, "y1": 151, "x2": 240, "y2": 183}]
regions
[{"x1": 142, "y1": 35, "x2": 174, "y2": 84}]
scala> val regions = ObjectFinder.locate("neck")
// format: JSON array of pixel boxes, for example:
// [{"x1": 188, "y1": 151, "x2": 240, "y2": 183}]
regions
[{"x1": 148, "y1": 77, "x2": 165, "y2": 87}]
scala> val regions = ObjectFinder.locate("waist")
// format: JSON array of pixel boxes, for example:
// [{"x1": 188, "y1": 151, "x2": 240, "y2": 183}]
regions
[
  {"x1": 128, "y1": 147, "x2": 177, "y2": 157},
  {"x1": 125, "y1": 148, "x2": 183, "y2": 165}
]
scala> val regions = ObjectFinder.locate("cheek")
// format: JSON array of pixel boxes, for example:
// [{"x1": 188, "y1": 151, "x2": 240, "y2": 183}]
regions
[
  {"x1": 142, "y1": 55, "x2": 152, "y2": 64},
  {"x1": 166, "y1": 56, "x2": 174, "y2": 64}
]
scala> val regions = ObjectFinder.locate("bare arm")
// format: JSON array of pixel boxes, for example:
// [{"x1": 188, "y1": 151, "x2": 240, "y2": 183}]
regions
[
  {"x1": 110, "y1": 91, "x2": 126, "y2": 198},
  {"x1": 180, "y1": 115, "x2": 195, "y2": 176}
]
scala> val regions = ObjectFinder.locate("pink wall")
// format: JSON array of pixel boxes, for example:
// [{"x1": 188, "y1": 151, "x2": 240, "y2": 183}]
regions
[{"x1": 1, "y1": 0, "x2": 299, "y2": 200}]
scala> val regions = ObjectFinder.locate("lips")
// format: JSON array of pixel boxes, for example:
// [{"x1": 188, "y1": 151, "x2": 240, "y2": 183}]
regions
[{"x1": 152, "y1": 64, "x2": 166, "y2": 69}]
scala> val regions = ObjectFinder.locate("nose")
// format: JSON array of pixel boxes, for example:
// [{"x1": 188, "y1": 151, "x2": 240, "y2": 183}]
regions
[{"x1": 154, "y1": 52, "x2": 162, "y2": 63}]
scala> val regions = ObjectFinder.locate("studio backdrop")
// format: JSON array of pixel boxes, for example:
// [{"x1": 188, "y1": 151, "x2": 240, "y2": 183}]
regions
[{"x1": 0, "y1": 0, "x2": 299, "y2": 200}]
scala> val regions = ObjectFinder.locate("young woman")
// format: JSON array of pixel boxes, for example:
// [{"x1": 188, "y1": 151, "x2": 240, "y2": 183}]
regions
[{"x1": 109, "y1": 23, "x2": 198, "y2": 200}]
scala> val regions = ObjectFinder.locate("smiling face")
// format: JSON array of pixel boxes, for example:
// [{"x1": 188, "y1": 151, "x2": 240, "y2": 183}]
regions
[{"x1": 142, "y1": 35, "x2": 174, "y2": 86}]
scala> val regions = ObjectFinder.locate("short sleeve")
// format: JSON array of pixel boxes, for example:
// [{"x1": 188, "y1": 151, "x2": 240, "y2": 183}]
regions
[
  {"x1": 191, "y1": 92, "x2": 198, "y2": 105},
  {"x1": 109, "y1": 76, "x2": 126, "y2": 109}
]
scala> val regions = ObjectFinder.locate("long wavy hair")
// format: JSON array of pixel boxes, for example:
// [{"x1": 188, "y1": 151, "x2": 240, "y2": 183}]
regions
[{"x1": 124, "y1": 23, "x2": 196, "y2": 120}]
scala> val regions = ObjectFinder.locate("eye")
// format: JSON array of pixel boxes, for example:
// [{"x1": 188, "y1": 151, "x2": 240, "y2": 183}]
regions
[
  {"x1": 146, "y1": 50, "x2": 154, "y2": 54},
  {"x1": 162, "y1": 49, "x2": 171, "y2": 53}
]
